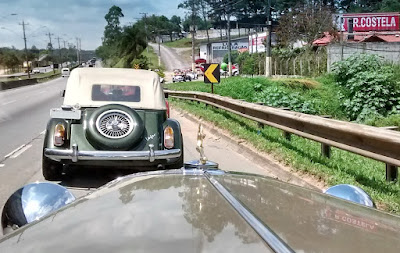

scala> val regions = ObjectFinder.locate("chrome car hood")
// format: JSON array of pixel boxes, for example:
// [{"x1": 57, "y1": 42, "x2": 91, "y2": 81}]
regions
[{"x1": 1, "y1": 170, "x2": 400, "y2": 253}]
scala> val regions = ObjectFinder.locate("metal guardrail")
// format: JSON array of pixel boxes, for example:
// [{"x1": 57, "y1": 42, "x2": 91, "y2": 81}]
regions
[{"x1": 165, "y1": 90, "x2": 400, "y2": 181}]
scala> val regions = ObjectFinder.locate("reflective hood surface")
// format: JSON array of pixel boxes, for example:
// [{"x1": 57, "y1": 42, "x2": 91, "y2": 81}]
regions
[
  {"x1": 0, "y1": 174, "x2": 271, "y2": 253},
  {"x1": 1, "y1": 171, "x2": 400, "y2": 253}
]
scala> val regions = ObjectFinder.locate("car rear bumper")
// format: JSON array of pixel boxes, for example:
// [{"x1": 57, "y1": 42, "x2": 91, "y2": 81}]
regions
[{"x1": 44, "y1": 144, "x2": 181, "y2": 163}]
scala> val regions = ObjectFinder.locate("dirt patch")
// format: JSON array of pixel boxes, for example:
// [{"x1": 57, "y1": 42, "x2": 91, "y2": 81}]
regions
[{"x1": 173, "y1": 47, "x2": 192, "y2": 67}]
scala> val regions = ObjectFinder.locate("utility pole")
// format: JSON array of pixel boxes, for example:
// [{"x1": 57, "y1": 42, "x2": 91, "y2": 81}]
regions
[
  {"x1": 191, "y1": 0, "x2": 196, "y2": 72},
  {"x1": 265, "y1": 0, "x2": 272, "y2": 77},
  {"x1": 140, "y1": 12, "x2": 149, "y2": 53},
  {"x1": 46, "y1": 31, "x2": 55, "y2": 73},
  {"x1": 56, "y1": 36, "x2": 62, "y2": 68},
  {"x1": 227, "y1": 12, "x2": 232, "y2": 76},
  {"x1": 158, "y1": 31, "x2": 161, "y2": 67},
  {"x1": 225, "y1": 0, "x2": 232, "y2": 76},
  {"x1": 20, "y1": 20, "x2": 30, "y2": 78},
  {"x1": 76, "y1": 38, "x2": 79, "y2": 64}
]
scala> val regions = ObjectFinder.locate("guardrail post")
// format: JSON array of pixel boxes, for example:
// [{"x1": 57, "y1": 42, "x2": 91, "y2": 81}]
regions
[
  {"x1": 386, "y1": 164, "x2": 398, "y2": 182},
  {"x1": 278, "y1": 107, "x2": 292, "y2": 140},
  {"x1": 321, "y1": 144, "x2": 331, "y2": 158},
  {"x1": 283, "y1": 132, "x2": 291, "y2": 141}
]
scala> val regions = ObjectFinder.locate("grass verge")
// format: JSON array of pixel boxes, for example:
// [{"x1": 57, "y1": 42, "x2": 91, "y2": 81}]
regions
[
  {"x1": 163, "y1": 35, "x2": 246, "y2": 48},
  {"x1": 170, "y1": 98, "x2": 400, "y2": 214},
  {"x1": 141, "y1": 46, "x2": 165, "y2": 70},
  {"x1": 166, "y1": 75, "x2": 347, "y2": 119}
]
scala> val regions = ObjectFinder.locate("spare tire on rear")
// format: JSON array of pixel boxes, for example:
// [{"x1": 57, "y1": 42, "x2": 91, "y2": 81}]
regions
[{"x1": 86, "y1": 104, "x2": 144, "y2": 150}]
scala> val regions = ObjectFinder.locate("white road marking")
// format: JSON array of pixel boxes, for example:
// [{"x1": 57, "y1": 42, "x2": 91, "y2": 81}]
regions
[
  {"x1": 0, "y1": 164, "x2": 4, "y2": 168},
  {"x1": 36, "y1": 91, "x2": 46, "y2": 95},
  {"x1": 1, "y1": 100, "x2": 16, "y2": 106},
  {"x1": 40, "y1": 129, "x2": 46, "y2": 135},
  {"x1": 4, "y1": 145, "x2": 25, "y2": 158},
  {"x1": 10, "y1": 144, "x2": 32, "y2": 158}
]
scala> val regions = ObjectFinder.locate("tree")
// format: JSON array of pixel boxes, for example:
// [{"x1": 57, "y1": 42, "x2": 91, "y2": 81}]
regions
[
  {"x1": 3, "y1": 51, "x2": 20, "y2": 71},
  {"x1": 104, "y1": 5, "x2": 124, "y2": 46},
  {"x1": 117, "y1": 24, "x2": 147, "y2": 67},
  {"x1": 379, "y1": 0, "x2": 400, "y2": 12},
  {"x1": 276, "y1": 3, "x2": 335, "y2": 47}
]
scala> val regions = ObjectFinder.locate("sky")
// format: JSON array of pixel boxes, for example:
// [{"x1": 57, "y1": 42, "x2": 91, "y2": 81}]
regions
[{"x1": 0, "y1": 0, "x2": 186, "y2": 50}]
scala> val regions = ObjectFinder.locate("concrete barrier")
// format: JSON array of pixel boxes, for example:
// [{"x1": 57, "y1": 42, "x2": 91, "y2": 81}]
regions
[
  {"x1": 0, "y1": 65, "x2": 78, "y2": 91},
  {"x1": 0, "y1": 78, "x2": 39, "y2": 91}
]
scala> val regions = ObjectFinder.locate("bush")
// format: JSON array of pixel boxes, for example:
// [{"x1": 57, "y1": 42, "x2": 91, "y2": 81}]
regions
[
  {"x1": 223, "y1": 51, "x2": 240, "y2": 64},
  {"x1": 131, "y1": 55, "x2": 149, "y2": 69},
  {"x1": 332, "y1": 54, "x2": 400, "y2": 121}
]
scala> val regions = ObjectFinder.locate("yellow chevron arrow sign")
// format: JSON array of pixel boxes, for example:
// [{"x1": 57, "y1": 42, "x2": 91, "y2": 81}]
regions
[{"x1": 204, "y1": 63, "x2": 220, "y2": 84}]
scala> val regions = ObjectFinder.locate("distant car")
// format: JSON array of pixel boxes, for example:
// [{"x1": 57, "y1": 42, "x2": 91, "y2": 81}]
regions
[
  {"x1": 61, "y1": 68, "x2": 70, "y2": 77},
  {"x1": 220, "y1": 65, "x2": 240, "y2": 76},
  {"x1": 195, "y1": 58, "x2": 206, "y2": 64},
  {"x1": 185, "y1": 72, "x2": 198, "y2": 81},
  {"x1": 33, "y1": 69, "x2": 41, "y2": 74},
  {"x1": 172, "y1": 74, "x2": 185, "y2": 83}
]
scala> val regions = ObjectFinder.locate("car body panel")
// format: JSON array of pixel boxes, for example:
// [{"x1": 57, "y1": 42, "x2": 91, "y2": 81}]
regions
[
  {"x1": 1, "y1": 171, "x2": 400, "y2": 252},
  {"x1": 218, "y1": 173, "x2": 400, "y2": 253},
  {"x1": 0, "y1": 173, "x2": 273, "y2": 253}
]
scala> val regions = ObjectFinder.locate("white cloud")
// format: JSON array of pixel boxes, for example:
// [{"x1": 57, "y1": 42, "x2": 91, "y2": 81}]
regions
[{"x1": 0, "y1": 0, "x2": 185, "y2": 50}]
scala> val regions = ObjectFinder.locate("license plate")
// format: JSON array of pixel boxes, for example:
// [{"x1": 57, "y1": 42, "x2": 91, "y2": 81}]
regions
[{"x1": 50, "y1": 108, "x2": 81, "y2": 120}]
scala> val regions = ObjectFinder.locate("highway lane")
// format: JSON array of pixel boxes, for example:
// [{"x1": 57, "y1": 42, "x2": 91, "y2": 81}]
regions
[{"x1": 0, "y1": 77, "x2": 67, "y2": 159}]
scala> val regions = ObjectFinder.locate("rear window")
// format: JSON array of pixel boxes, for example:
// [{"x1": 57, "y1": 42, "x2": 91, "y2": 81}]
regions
[{"x1": 91, "y1": 84, "x2": 141, "y2": 102}]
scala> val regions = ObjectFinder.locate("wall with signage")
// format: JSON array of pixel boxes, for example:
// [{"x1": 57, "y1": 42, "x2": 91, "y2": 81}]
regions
[
  {"x1": 334, "y1": 12, "x2": 400, "y2": 32},
  {"x1": 199, "y1": 37, "x2": 249, "y2": 63}
]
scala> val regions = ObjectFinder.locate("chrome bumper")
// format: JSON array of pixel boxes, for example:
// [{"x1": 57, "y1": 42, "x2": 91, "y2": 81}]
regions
[{"x1": 44, "y1": 144, "x2": 181, "y2": 163}]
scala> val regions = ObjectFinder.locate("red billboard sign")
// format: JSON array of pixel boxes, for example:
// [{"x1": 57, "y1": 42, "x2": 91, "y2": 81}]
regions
[{"x1": 341, "y1": 13, "x2": 400, "y2": 32}]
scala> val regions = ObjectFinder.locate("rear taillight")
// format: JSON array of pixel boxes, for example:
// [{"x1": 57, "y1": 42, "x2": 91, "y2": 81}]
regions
[
  {"x1": 54, "y1": 124, "x2": 66, "y2": 147},
  {"x1": 164, "y1": 126, "x2": 174, "y2": 149},
  {"x1": 166, "y1": 100, "x2": 170, "y2": 118}
]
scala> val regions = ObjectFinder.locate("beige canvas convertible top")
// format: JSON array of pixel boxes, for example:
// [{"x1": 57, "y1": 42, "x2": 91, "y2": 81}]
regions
[{"x1": 64, "y1": 68, "x2": 166, "y2": 110}]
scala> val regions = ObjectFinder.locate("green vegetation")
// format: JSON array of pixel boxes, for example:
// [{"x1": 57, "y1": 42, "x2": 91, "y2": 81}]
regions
[
  {"x1": 166, "y1": 76, "x2": 346, "y2": 118},
  {"x1": 164, "y1": 38, "x2": 194, "y2": 48},
  {"x1": 95, "y1": 5, "x2": 147, "y2": 68},
  {"x1": 140, "y1": 47, "x2": 164, "y2": 70},
  {"x1": 332, "y1": 54, "x2": 400, "y2": 122},
  {"x1": 170, "y1": 99, "x2": 400, "y2": 214}
]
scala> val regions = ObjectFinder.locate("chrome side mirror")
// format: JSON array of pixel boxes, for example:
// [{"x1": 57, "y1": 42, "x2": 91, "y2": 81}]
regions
[
  {"x1": 1, "y1": 182, "x2": 75, "y2": 233},
  {"x1": 325, "y1": 184, "x2": 375, "y2": 208}
]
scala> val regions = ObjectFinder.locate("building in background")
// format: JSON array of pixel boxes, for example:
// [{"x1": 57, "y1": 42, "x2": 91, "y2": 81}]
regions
[
  {"x1": 199, "y1": 37, "x2": 248, "y2": 63},
  {"x1": 325, "y1": 12, "x2": 400, "y2": 71},
  {"x1": 248, "y1": 32, "x2": 277, "y2": 53}
]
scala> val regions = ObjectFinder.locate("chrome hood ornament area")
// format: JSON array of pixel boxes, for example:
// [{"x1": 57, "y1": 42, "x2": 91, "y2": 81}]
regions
[
  {"x1": 196, "y1": 124, "x2": 207, "y2": 165},
  {"x1": 184, "y1": 124, "x2": 218, "y2": 170}
]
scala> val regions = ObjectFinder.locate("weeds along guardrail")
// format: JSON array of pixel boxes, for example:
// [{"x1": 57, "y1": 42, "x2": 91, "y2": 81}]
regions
[{"x1": 165, "y1": 90, "x2": 400, "y2": 182}]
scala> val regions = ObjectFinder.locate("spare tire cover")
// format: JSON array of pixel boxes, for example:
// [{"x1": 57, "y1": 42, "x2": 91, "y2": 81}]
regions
[{"x1": 86, "y1": 104, "x2": 144, "y2": 150}]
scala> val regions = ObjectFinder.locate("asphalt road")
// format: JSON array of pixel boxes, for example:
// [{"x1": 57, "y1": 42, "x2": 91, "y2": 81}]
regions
[
  {"x1": 149, "y1": 43, "x2": 190, "y2": 71},
  {"x1": 0, "y1": 78, "x2": 66, "y2": 158}
]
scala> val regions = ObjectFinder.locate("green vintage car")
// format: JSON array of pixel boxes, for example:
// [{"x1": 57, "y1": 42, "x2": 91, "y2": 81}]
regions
[{"x1": 42, "y1": 68, "x2": 183, "y2": 180}]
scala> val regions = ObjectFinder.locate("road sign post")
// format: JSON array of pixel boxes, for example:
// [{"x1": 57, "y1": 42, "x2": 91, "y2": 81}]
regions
[{"x1": 204, "y1": 63, "x2": 220, "y2": 94}]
